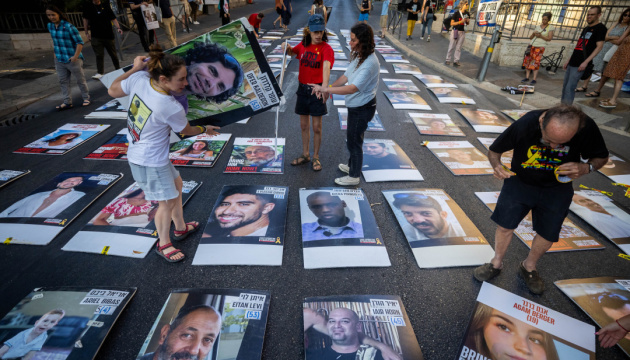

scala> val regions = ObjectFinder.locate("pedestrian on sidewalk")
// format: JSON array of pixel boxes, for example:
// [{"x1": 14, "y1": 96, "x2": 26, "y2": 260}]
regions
[
  {"x1": 444, "y1": 0, "x2": 469, "y2": 67},
  {"x1": 561, "y1": 6, "x2": 606, "y2": 105},
  {"x1": 359, "y1": 0, "x2": 371, "y2": 24},
  {"x1": 108, "y1": 45, "x2": 220, "y2": 263},
  {"x1": 600, "y1": 26, "x2": 630, "y2": 109},
  {"x1": 188, "y1": 0, "x2": 201, "y2": 24},
  {"x1": 158, "y1": 0, "x2": 177, "y2": 48},
  {"x1": 309, "y1": 23, "x2": 379, "y2": 186},
  {"x1": 310, "y1": 0, "x2": 327, "y2": 26},
  {"x1": 405, "y1": 0, "x2": 421, "y2": 41},
  {"x1": 420, "y1": 0, "x2": 436, "y2": 42},
  {"x1": 521, "y1": 12, "x2": 553, "y2": 85},
  {"x1": 46, "y1": 6, "x2": 90, "y2": 110},
  {"x1": 273, "y1": 0, "x2": 285, "y2": 29},
  {"x1": 82, "y1": 0, "x2": 122, "y2": 80},
  {"x1": 219, "y1": 0, "x2": 230, "y2": 25},
  {"x1": 379, "y1": 0, "x2": 391, "y2": 38},
  {"x1": 180, "y1": 0, "x2": 192, "y2": 32},
  {"x1": 248, "y1": 13, "x2": 264, "y2": 37},
  {"x1": 281, "y1": 0, "x2": 292, "y2": 29},
  {"x1": 128, "y1": 0, "x2": 155, "y2": 52}
]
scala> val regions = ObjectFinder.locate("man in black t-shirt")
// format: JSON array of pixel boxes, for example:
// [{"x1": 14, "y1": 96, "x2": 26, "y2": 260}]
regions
[
  {"x1": 128, "y1": 0, "x2": 155, "y2": 52},
  {"x1": 473, "y1": 105, "x2": 609, "y2": 295},
  {"x1": 82, "y1": 0, "x2": 122, "y2": 79},
  {"x1": 561, "y1": 6, "x2": 606, "y2": 105}
]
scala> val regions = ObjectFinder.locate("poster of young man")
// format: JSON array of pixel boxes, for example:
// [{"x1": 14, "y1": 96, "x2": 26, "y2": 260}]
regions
[
  {"x1": 476, "y1": 191, "x2": 605, "y2": 252},
  {"x1": 362, "y1": 139, "x2": 423, "y2": 182},
  {"x1": 392, "y1": 63, "x2": 422, "y2": 75},
  {"x1": 136, "y1": 288, "x2": 270, "y2": 360},
  {"x1": 225, "y1": 138, "x2": 284, "y2": 174},
  {"x1": 338, "y1": 108, "x2": 385, "y2": 131},
  {"x1": 555, "y1": 277, "x2": 630, "y2": 356},
  {"x1": 193, "y1": 185, "x2": 288, "y2": 266},
  {"x1": 383, "y1": 189, "x2": 494, "y2": 268},
  {"x1": 0, "y1": 170, "x2": 30, "y2": 189},
  {"x1": 477, "y1": 137, "x2": 512, "y2": 168},
  {"x1": 15, "y1": 124, "x2": 110, "y2": 155},
  {"x1": 303, "y1": 295, "x2": 424, "y2": 360},
  {"x1": 300, "y1": 188, "x2": 391, "y2": 269},
  {"x1": 456, "y1": 108, "x2": 512, "y2": 133},
  {"x1": 84, "y1": 128, "x2": 129, "y2": 161},
  {"x1": 598, "y1": 153, "x2": 630, "y2": 184},
  {"x1": 169, "y1": 133, "x2": 231, "y2": 167},
  {"x1": 85, "y1": 99, "x2": 126, "y2": 119},
  {"x1": 410, "y1": 113, "x2": 465, "y2": 137},
  {"x1": 428, "y1": 87, "x2": 476, "y2": 104},
  {"x1": 427, "y1": 141, "x2": 494, "y2": 176},
  {"x1": 62, "y1": 180, "x2": 201, "y2": 258},
  {"x1": 570, "y1": 190, "x2": 630, "y2": 254},
  {"x1": 414, "y1": 74, "x2": 457, "y2": 88},
  {"x1": 383, "y1": 78, "x2": 420, "y2": 92},
  {"x1": 501, "y1": 109, "x2": 531, "y2": 121},
  {"x1": 0, "y1": 172, "x2": 121, "y2": 246},
  {"x1": 0, "y1": 286, "x2": 135, "y2": 360},
  {"x1": 459, "y1": 282, "x2": 596, "y2": 360},
  {"x1": 381, "y1": 54, "x2": 409, "y2": 63},
  {"x1": 384, "y1": 91, "x2": 431, "y2": 110}
]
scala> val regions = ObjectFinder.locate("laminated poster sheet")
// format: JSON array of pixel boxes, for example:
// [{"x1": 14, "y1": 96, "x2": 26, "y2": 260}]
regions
[
  {"x1": 84, "y1": 128, "x2": 129, "y2": 161},
  {"x1": 332, "y1": 94, "x2": 345, "y2": 106},
  {"x1": 392, "y1": 63, "x2": 422, "y2": 75},
  {"x1": 225, "y1": 138, "x2": 284, "y2": 174},
  {"x1": 409, "y1": 113, "x2": 465, "y2": 137},
  {"x1": 477, "y1": 137, "x2": 512, "y2": 167},
  {"x1": 0, "y1": 169, "x2": 30, "y2": 189},
  {"x1": 377, "y1": 47, "x2": 401, "y2": 54},
  {"x1": 300, "y1": 188, "x2": 391, "y2": 269},
  {"x1": 383, "y1": 78, "x2": 420, "y2": 92},
  {"x1": 0, "y1": 287, "x2": 135, "y2": 360},
  {"x1": 384, "y1": 91, "x2": 431, "y2": 110},
  {"x1": 338, "y1": 108, "x2": 384, "y2": 131},
  {"x1": 62, "y1": 180, "x2": 201, "y2": 258},
  {"x1": 140, "y1": 4, "x2": 159, "y2": 30},
  {"x1": 0, "y1": 172, "x2": 122, "y2": 245},
  {"x1": 598, "y1": 153, "x2": 630, "y2": 185},
  {"x1": 168, "y1": 133, "x2": 231, "y2": 167},
  {"x1": 475, "y1": 191, "x2": 605, "y2": 252},
  {"x1": 501, "y1": 109, "x2": 532, "y2": 121},
  {"x1": 85, "y1": 99, "x2": 126, "y2": 119},
  {"x1": 303, "y1": 295, "x2": 423, "y2": 360},
  {"x1": 383, "y1": 189, "x2": 494, "y2": 268},
  {"x1": 136, "y1": 288, "x2": 270, "y2": 360},
  {"x1": 458, "y1": 282, "x2": 596, "y2": 360},
  {"x1": 268, "y1": 56, "x2": 291, "y2": 68},
  {"x1": 414, "y1": 74, "x2": 457, "y2": 88},
  {"x1": 193, "y1": 185, "x2": 288, "y2": 265},
  {"x1": 361, "y1": 139, "x2": 423, "y2": 182},
  {"x1": 426, "y1": 141, "x2": 493, "y2": 176},
  {"x1": 428, "y1": 87, "x2": 476, "y2": 104},
  {"x1": 332, "y1": 60, "x2": 349, "y2": 71},
  {"x1": 382, "y1": 55, "x2": 409, "y2": 63},
  {"x1": 380, "y1": 65, "x2": 389, "y2": 74},
  {"x1": 456, "y1": 108, "x2": 512, "y2": 133},
  {"x1": 15, "y1": 124, "x2": 109, "y2": 155}
]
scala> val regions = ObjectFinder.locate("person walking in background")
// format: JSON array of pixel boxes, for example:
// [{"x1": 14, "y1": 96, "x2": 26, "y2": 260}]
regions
[
  {"x1": 405, "y1": 0, "x2": 420, "y2": 41},
  {"x1": 188, "y1": 0, "x2": 201, "y2": 24},
  {"x1": 248, "y1": 13, "x2": 264, "y2": 37},
  {"x1": 445, "y1": 0, "x2": 469, "y2": 67},
  {"x1": 180, "y1": 0, "x2": 192, "y2": 32},
  {"x1": 379, "y1": 0, "x2": 390, "y2": 38},
  {"x1": 310, "y1": 0, "x2": 327, "y2": 25},
  {"x1": 273, "y1": 0, "x2": 285, "y2": 29},
  {"x1": 281, "y1": 0, "x2": 292, "y2": 29},
  {"x1": 128, "y1": 0, "x2": 155, "y2": 52},
  {"x1": 359, "y1": 0, "x2": 371, "y2": 24},
  {"x1": 83, "y1": 0, "x2": 123, "y2": 80},
  {"x1": 521, "y1": 12, "x2": 553, "y2": 85},
  {"x1": 158, "y1": 0, "x2": 177, "y2": 48},
  {"x1": 420, "y1": 0, "x2": 435, "y2": 42},
  {"x1": 219, "y1": 0, "x2": 230, "y2": 25},
  {"x1": 600, "y1": 25, "x2": 630, "y2": 108},
  {"x1": 46, "y1": 6, "x2": 90, "y2": 110}
]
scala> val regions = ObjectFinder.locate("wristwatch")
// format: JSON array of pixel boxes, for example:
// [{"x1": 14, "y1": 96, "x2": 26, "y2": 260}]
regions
[{"x1": 588, "y1": 162, "x2": 594, "y2": 173}]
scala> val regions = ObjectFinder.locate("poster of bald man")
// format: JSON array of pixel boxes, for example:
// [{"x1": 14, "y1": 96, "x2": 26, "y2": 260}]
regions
[
  {"x1": 477, "y1": 137, "x2": 513, "y2": 168},
  {"x1": 383, "y1": 189, "x2": 494, "y2": 268},
  {"x1": 15, "y1": 123, "x2": 110, "y2": 155},
  {"x1": 456, "y1": 108, "x2": 512, "y2": 133},
  {"x1": 193, "y1": 185, "x2": 288, "y2": 265},
  {"x1": 169, "y1": 133, "x2": 232, "y2": 167},
  {"x1": 338, "y1": 108, "x2": 385, "y2": 132},
  {"x1": 225, "y1": 138, "x2": 284, "y2": 174},
  {"x1": 300, "y1": 188, "x2": 390, "y2": 269},
  {"x1": 475, "y1": 191, "x2": 605, "y2": 252},
  {"x1": 0, "y1": 169, "x2": 30, "y2": 189},
  {"x1": 0, "y1": 172, "x2": 122, "y2": 246},
  {"x1": 361, "y1": 139, "x2": 423, "y2": 182},
  {"x1": 303, "y1": 295, "x2": 423, "y2": 360},
  {"x1": 598, "y1": 153, "x2": 630, "y2": 185},
  {"x1": 409, "y1": 113, "x2": 465, "y2": 137},
  {"x1": 136, "y1": 288, "x2": 270, "y2": 360},
  {"x1": 427, "y1": 87, "x2": 476, "y2": 105},
  {"x1": 426, "y1": 141, "x2": 494, "y2": 176},
  {"x1": 570, "y1": 191, "x2": 630, "y2": 254}
]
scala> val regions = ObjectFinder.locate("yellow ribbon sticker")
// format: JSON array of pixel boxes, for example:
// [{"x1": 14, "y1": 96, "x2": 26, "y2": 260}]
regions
[
  {"x1": 4, "y1": 237, "x2": 12, "y2": 244},
  {"x1": 619, "y1": 254, "x2": 630, "y2": 261},
  {"x1": 101, "y1": 246, "x2": 110, "y2": 255},
  {"x1": 578, "y1": 184, "x2": 612, "y2": 196}
]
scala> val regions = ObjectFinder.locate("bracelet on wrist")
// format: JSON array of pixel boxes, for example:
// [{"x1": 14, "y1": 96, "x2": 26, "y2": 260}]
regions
[
  {"x1": 617, "y1": 319, "x2": 630, "y2": 333},
  {"x1": 196, "y1": 125, "x2": 206, "y2": 134}
]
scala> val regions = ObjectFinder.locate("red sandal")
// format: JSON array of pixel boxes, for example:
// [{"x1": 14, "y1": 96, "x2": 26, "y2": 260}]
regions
[
  {"x1": 173, "y1": 221, "x2": 200, "y2": 241},
  {"x1": 154, "y1": 242, "x2": 184, "y2": 262}
]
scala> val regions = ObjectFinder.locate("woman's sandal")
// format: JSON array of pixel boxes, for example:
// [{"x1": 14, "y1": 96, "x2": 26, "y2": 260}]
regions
[
  {"x1": 585, "y1": 91, "x2": 600, "y2": 97},
  {"x1": 599, "y1": 100, "x2": 617, "y2": 109},
  {"x1": 56, "y1": 103, "x2": 73, "y2": 111},
  {"x1": 82, "y1": 99, "x2": 91, "y2": 107},
  {"x1": 291, "y1": 155, "x2": 311, "y2": 166},
  {"x1": 154, "y1": 242, "x2": 184, "y2": 262},
  {"x1": 312, "y1": 158, "x2": 322, "y2": 171},
  {"x1": 575, "y1": 87, "x2": 587, "y2": 92},
  {"x1": 173, "y1": 221, "x2": 199, "y2": 241}
]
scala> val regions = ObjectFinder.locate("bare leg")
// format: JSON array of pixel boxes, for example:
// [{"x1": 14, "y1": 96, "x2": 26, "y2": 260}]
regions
[
  {"x1": 155, "y1": 198, "x2": 184, "y2": 261},
  {"x1": 525, "y1": 69, "x2": 531, "y2": 80},
  {"x1": 489, "y1": 225, "x2": 515, "y2": 269},
  {"x1": 609, "y1": 79, "x2": 623, "y2": 104},
  {"x1": 312, "y1": 116, "x2": 322, "y2": 159},
  {"x1": 532, "y1": 69, "x2": 539, "y2": 81},
  {"x1": 595, "y1": 75, "x2": 610, "y2": 93},
  {"x1": 522, "y1": 234, "x2": 553, "y2": 271},
  {"x1": 170, "y1": 176, "x2": 186, "y2": 231},
  {"x1": 300, "y1": 115, "x2": 311, "y2": 157}
]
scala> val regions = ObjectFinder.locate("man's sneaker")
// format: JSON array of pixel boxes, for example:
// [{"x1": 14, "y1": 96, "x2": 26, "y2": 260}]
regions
[
  {"x1": 92, "y1": 73, "x2": 103, "y2": 80},
  {"x1": 473, "y1": 263, "x2": 501, "y2": 282},
  {"x1": 427, "y1": 35, "x2": 430, "y2": 42},
  {"x1": 519, "y1": 262, "x2": 545, "y2": 295},
  {"x1": 335, "y1": 176, "x2": 360, "y2": 186},
  {"x1": 444, "y1": 61, "x2": 451, "y2": 65},
  {"x1": 338, "y1": 164, "x2": 349, "y2": 174},
  {"x1": 521, "y1": 78, "x2": 529, "y2": 83},
  {"x1": 193, "y1": 21, "x2": 200, "y2": 25},
  {"x1": 453, "y1": 62, "x2": 461, "y2": 67},
  {"x1": 420, "y1": 36, "x2": 424, "y2": 40}
]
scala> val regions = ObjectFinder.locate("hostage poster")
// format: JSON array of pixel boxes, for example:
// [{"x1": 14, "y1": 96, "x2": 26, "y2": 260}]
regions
[
  {"x1": 361, "y1": 139, "x2": 423, "y2": 182},
  {"x1": 225, "y1": 137, "x2": 284, "y2": 174},
  {"x1": 15, "y1": 124, "x2": 109, "y2": 156},
  {"x1": 427, "y1": 141, "x2": 493, "y2": 176},
  {"x1": 169, "y1": 133, "x2": 231, "y2": 167}
]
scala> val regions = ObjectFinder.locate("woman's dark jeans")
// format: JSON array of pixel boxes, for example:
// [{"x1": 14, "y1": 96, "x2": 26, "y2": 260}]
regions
[{"x1": 346, "y1": 97, "x2": 376, "y2": 178}]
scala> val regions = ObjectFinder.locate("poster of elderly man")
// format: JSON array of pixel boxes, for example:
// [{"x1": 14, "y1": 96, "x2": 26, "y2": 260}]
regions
[{"x1": 225, "y1": 137, "x2": 284, "y2": 174}]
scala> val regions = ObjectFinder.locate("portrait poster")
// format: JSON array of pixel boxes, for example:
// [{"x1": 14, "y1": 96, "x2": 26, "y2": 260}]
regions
[
  {"x1": 84, "y1": 128, "x2": 128, "y2": 161},
  {"x1": 458, "y1": 282, "x2": 596, "y2": 360},
  {"x1": 392, "y1": 63, "x2": 422, "y2": 75},
  {"x1": 0, "y1": 172, "x2": 122, "y2": 246},
  {"x1": 569, "y1": 190, "x2": 630, "y2": 254},
  {"x1": 334, "y1": 52, "x2": 347, "y2": 60},
  {"x1": 428, "y1": 87, "x2": 476, "y2": 104},
  {"x1": 338, "y1": 108, "x2": 385, "y2": 132},
  {"x1": 501, "y1": 109, "x2": 531, "y2": 121},
  {"x1": 598, "y1": 153, "x2": 630, "y2": 185},
  {"x1": 476, "y1": 0, "x2": 503, "y2": 26},
  {"x1": 193, "y1": 185, "x2": 288, "y2": 266},
  {"x1": 477, "y1": 137, "x2": 512, "y2": 167},
  {"x1": 85, "y1": 99, "x2": 126, "y2": 119},
  {"x1": 426, "y1": 141, "x2": 493, "y2": 176},
  {"x1": 225, "y1": 137, "x2": 284, "y2": 174},
  {"x1": 475, "y1": 191, "x2": 605, "y2": 252},
  {"x1": 456, "y1": 108, "x2": 512, "y2": 133},
  {"x1": 169, "y1": 133, "x2": 231, "y2": 167},
  {"x1": 0, "y1": 286, "x2": 135, "y2": 360},
  {"x1": 15, "y1": 124, "x2": 110, "y2": 155},
  {"x1": 380, "y1": 65, "x2": 389, "y2": 74},
  {"x1": 331, "y1": 60, "x2": 349, "y2": 71},
  {"x1": 382, "y1": 55, "x2": 409, "y2": 63},
  {"x1": 377, "y1": 47, "x2": 401, "y2": 54},
  {"x1": 267, "y1": 46, "x2": 284, "y2": 56},
  {"x1": 384, "y1": 91, "x2": 431, "y2": 110},
  {"x1": 361, "y1": 139, "x2": 423, "y2": 182},
  {"x1": 61, "y1": 180, "x2": 201, "y2": 258},
  {"x1": 0, "y1": 169, "x2": 30, "y2": 189},
  {"x1": 303, "y1": 295, "x2": 423, "y2": 360},
  {"x1": 414, "y1": 74, "x2": 457, "y2": 88},
  {"x1": 300, "y1": 188, "x2": 391, "y2": 269},
  {"x1": 140, "y1": 3, "x2": 159, "y2": 30},
  {"x1": 383, "y1": 78, "x2": 420, "y2": 92},
  {"x1": 267, "y1": 56, "x2": 291, "y2": 68},
  {"x1": 136, "y1": 288, "x2": 270, "y2": 360},
  {"x1": 555, "y1": 277, "x2": 630, "y2": 356},
  {"x1": 409, "y1": 113, "x2": 465, "y2": 137},
  {"x1": 332, "y1": 94, "x2": 345, "y2": 106},
  {"x1": 383, "y1": 189, "x2": 494, "y2": 268}
]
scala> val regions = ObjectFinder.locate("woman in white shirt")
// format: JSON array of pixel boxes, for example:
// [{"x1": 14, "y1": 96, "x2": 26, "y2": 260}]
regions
[{"x1": 522, "y1": 12, "x2": 554, "y2": 85}]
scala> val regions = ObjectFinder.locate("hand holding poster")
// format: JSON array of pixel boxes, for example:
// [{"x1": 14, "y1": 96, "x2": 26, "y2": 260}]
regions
[{"x1": 477, "y1": 0, "x2": 503, "y2": 26}]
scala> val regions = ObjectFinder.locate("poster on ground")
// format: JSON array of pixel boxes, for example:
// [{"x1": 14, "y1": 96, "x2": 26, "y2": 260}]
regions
[
  {"x1": 62, "y1": 180, "x2": 201, "y2": 258},
  {"x1": 0, "y1": 286, "x2": 135, "y2": 360},
  {"x1": 456, "y1": 108, "x2": 512, "y2": 133},
  {"x1": 384, "y1": 91, "x2": 431, "y2": 110},
  {"x1": 426, "y1": 141, "x2": 493, "y2": 175},
  {"x1": 169, "y1": 133, "x2": 231, "y2": 167},
  {"x1": 84, "y1": 128, "x2": 129, "y2": 161},
  {"x1": 0, "y1": 170, "x2": 30, "y2": 189},
  {"x1": 476, "y1": 191, "x2": 605, "y2": 252},
  {"x1": 0, "y1": 172, "x2": 122, "y2": 246},
  {"x1": 458, "y1": 282, "x2": 596, "y2": 360},
  {"x1": 362, "y1": 139, "x2": 423, "y2": 182},
  {"x1": 85, "y1": 99, "x2": 126, "y2": 119},
  {"x1": 428, "y1": 87, "x2": 476, "y2": 104},
  {"x1": 501, "y1": 109, "x2": 531, "y2": 121},
  {"x1": 193, "y1": 185, "x2": 288, "y2": 266},
  {"x1": 477, "y1": 137, "x2": 512, "y2": 167},
  {"x1": 15, "y1": 124, "x2": 110, "y2": 155},
  {"x1": 338, "y1": 108, "x2": 384, "y2": 131},
  {"x1": 409, "y1": 113, "x2": 465, "y2": 137},
  {"x1": 392, "y1": 63, "x2": 422, "y2": 75},
  {"x1": 225, "y1": 138, "x2": 284, "y2": 174},
  {"x1": 382, "y1": 55, "x2": 409, "y2": 63},
  {"x1": 598, "y1": 153, "x2": 630, "y2": 185},
  {"x1": 300, "y1": 188, "x2": 391, "y2": 269},
  {"x1": 383, "y1": 189, "x2": 494, "y2": 268},
  {"x1": 377, "y1": 47, "x2": 400, "y2": 54},
  {"x1": 332, "y1": 61, "x2": 349, "y2": 71},
  {"x1": 303, "y1": 295, "x2": 423, "y2": 360},
  {"x1": 332, "y1": 94, "x2": 345, "y2": 106},
  {"x1": 383, "y1": 78, "x2": 420, "y2": 92},
  {"x1": 569, "y1": 190, "x2": 630, "y2": 254},
  {"x1": 555, "y1": 277, "x2": 630, "y2": 356},
  {"x1": 414, "y1": 74, "x2": 457, "y2": 88},
  {"x1": 136, "y1": 288, "x2": 270, "y2": 360}
]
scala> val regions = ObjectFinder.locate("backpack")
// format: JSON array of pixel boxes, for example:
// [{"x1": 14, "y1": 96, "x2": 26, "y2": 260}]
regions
[{"x1": 443, "y1": 15, "x2": 452, "y2": 31}]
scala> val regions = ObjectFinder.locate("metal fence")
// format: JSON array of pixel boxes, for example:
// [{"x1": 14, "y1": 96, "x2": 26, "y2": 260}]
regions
[{"x1": 0, "y1": 12, "x2": 85, "y2": 33}]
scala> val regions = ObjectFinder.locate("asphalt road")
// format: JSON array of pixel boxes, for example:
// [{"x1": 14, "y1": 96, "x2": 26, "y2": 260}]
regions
[{"x1": 0, "y1": 0, "x2": 629, "y2": 359}]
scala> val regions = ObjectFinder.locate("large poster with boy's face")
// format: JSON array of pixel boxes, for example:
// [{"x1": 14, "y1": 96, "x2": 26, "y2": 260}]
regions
[{"x1": 15, "y1": 124, "x2": 110, "y2": 155}]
